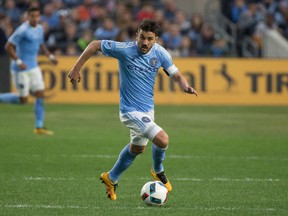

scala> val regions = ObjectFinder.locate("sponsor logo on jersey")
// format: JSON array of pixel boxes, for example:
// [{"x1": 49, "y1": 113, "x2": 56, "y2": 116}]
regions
[{"x1": 127, "y1": 64, "x2": 158, "y2": 74}]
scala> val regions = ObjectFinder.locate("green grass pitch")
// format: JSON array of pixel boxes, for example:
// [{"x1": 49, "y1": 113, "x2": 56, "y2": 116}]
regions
[{"x1": 0, "y1": 104, "x2": 287, "y2": 216}]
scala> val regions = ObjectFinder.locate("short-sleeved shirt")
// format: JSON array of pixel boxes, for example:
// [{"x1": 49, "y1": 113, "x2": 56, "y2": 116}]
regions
[
  {"x1": 8, "y1": 21, "x2": 44, "y2": 72},
  {"x1": 101, "y1": 40, "x2": 178, "y2": 113}
]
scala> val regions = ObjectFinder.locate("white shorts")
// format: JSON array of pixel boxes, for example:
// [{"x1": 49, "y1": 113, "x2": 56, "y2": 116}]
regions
[
  {"x1": 12, "y1": 67, "x2": 45, "y2": 97},
  {"x1": 119, "y1": 110, "x2": 163, "y2": 146}
]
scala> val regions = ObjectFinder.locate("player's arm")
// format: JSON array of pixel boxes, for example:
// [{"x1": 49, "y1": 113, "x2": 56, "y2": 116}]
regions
[
  {"x1": 172, "y1": 71, "x2": 198, "y2": 96},
  {"x1": 68, "y1": 40, "x2": 102, "y2": 84},
  {"x1": 161, "y1": 47, "x2": 197, "y2": 96},
  {"x1": 5, "y1": 41, "x2": 26, "y2": 70},
  {"x1": 40, "y1": 44, "x2": 58, "y2": 65}
]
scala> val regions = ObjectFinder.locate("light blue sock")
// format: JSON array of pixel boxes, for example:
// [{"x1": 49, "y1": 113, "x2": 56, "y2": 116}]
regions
[
  {"x1": 0, "y1": 93, "x2": 20, "y2": 104},
  {"x1": 152, "y1": 144, "x2": 166, "y2": 173},
  {"x1": 109, "y1": 144, "x2": 137, "y2": 183},
  {"x1": 34, "y1": 98, "x2": 44, "y2": 128}
]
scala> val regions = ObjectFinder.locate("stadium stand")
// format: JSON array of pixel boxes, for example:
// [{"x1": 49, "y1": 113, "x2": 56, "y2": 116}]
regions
[{"x1": 0, "y1": 0, "x2": 288, "y2": 57}]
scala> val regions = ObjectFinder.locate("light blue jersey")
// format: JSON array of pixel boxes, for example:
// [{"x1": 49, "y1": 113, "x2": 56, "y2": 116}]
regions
[
  {"x1": 8, "y1": 21, "x2": 44, "y2": 72},
  {"x1": 101, "y1": 40, "x2": 178, "y2": 113}
]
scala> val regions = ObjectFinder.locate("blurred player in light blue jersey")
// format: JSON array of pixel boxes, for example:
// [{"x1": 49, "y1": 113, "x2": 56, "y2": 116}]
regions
[
  {"x1": 68, "y1": 19, "x2": 198, "y2": 200},
  {"x1": 0, "y1": 6, "x2": 58, "y2": 135}
]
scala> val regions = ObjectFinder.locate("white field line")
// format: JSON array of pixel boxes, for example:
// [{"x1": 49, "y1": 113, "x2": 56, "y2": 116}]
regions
[
  {"x1": 71, "y1": 154, "x2": 288, "y2": 161},
  {"x1": 2, "y1": 204, "x2": 98, "y2": 209},
  {"x1": 23, "y1": 176, "x2": 282, "y2": 182},
  {"x1": 168, "y1": 155, "x2": 288, "y2": 161},
  {"x1": 24, "y1": 177, "x2": 96, "y2": 181},
  {"x1": 212, "y1": 177, "x2": 280, "y2": 182},
  {"x1": 177, "y1": 177, "x2": 281, "y2": 182},
  {"x1": 10, "y1": 154, "x2": 288, "y2": 161},
  {"x1": 1, "y1": 204, "x2": 277, "y2": 212}
]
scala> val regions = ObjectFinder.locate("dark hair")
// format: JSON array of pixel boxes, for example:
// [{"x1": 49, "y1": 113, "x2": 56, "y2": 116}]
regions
[
  {"x1": 27, "y1": 6, "x2": 41, "y2": 14},
  {"x1": 139, "y1": 19, "x2": 160, "y2": 36}
]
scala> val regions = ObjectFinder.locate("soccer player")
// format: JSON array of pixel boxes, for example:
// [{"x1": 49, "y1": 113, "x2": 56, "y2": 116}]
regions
[
  {"x1": 68, "y1": 19, "x2": 198, "y2": 200},
  {"x1": 0, "y1": 6, "x2": 58, "y2": 135}
]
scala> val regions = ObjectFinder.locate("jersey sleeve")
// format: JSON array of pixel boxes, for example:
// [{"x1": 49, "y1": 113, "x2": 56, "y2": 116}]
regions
[
  {"x1": 100, "y1": 40, "x2": 126, "y2": 59},
  {"x1": 8, "y1": 25, "x2": 25, "y2": 46},
  {"x1": 159, "y1": 47, "x2": 179, "y2": 77}
]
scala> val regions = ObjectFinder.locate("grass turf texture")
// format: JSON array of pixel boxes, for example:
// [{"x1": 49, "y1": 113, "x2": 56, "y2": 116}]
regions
[{"x1": 0, "y1": 104, "x2": 287, "y2": 216}]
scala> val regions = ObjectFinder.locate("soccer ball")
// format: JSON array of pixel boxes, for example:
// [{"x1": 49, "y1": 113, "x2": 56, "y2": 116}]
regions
[{"x1": 140, "y1": 181, "x2": 168, "y2": 206}]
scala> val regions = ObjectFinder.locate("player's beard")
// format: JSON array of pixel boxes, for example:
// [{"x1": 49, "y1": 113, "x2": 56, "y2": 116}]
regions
[
  {"x1": 29, "y1": 20, "x2": 38, "y2": 27},
  {"x1": 140, "y1": 45, "x2": 149, "y2": 53}
]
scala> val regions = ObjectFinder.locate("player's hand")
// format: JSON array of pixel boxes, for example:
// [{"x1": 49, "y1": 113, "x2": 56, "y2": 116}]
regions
[
  {"x1": 49, "y1": 54, "x2": 58, "y2": 65},
  {"x1": 68, "y1": 68, "x2": 81, "y2": 85},
  {"x1": 184, "y1": 86, "x2": 198, "y2": 96},
  {"x1": 50, "y1": 58, "x2": 58, "y2": 65},
  {"x1": 18, "y1": 63, "x2": 27, "y2": 70}
]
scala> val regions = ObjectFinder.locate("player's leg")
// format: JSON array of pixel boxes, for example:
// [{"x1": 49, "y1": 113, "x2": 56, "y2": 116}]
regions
[
  {"x1": 108, "y1": 142, "x2": 146, "y2": 183},
  {"x1": 151, "y1": 131, "x2": 172, "y2": 192},
  {"x1": 139, "y1": 110, "x2": 168, "y2": 174},
  {"x1": 33, "y1": 90, "x2": 45, "y2": 128},
  {"x1": 152, "y1": 130, "x2": 169, "y2": 173},
  {"x1": 30, "y1": 67, "x2": 53, "y2": 135},
  {"x1": 117, "y1": 110, "x2": 172, "y2": 191},
  {"x1": 100, "y1": 112, "x2": 149, "y2": 200},
  {"x1": 0, "y1": 71, "x2": 28, "y2": 104},
  {"x1": 108, "y1": 112, "x2": 151, "y2": 182},
  {"x1": 101, "y1": 143, "x2": 147, "y2": 200},
  {"x1": 142, "y1": 110, "x2": 172, "y2": 192},
  {"x1": 0, "y1": 92, "x2": 21, "y2": 104}
]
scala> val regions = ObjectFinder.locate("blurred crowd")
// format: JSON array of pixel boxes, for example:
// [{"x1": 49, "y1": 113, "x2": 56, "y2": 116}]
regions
[
  {"x1": 223, "y1": 0, "x2": 288, "y2": 56},
  {"x1": 1, "y1": 0, "x2": 288, "y2": 57},
  {"x1": 0, "y1": 0, "x2": 231, "y2": 57}
]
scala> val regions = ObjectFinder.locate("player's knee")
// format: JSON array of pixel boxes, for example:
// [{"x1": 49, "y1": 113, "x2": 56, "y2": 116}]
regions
[
  {"x1": 34, "y1": 91, "x2": 44, "y2": 98},
  {"x1": 20, "y1": 97, "x2": 28, "y2": 104},
  {"x1": 160, "y1": 133, "x2": 169, "y2": 148},
  {"x1": 130, "y1": 144, "x2": 146, "y2": 155},
  {"x1": 153, "y1": 131, "x2": 169, "y2": 149}
]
